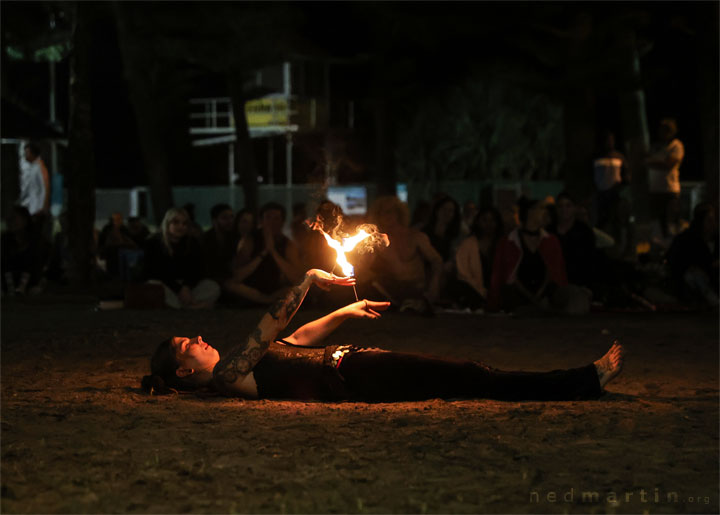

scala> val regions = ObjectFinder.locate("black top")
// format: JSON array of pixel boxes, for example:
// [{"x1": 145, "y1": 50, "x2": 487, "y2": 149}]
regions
[
  {"x1": 214, "y1": 341, "x2": 347, "y2": 400},
  {"x1": 244, "y1": 230, "x2": 291, "y2": 294},
  {"x1": 552, "y1": 221, "x2": 596, "y2": 287},
  {"x1": 202, "y1": 229, "x2": 235, "y2": 282},
  {"x1": 143, "y1": 234, "x2": 205, "y2": 292},
  {"x1": 423, "y1": 228, "x2": 454, "y2": 262},
  {"x1": 517, "y1": 236, "x2": 546, "y2": 294},
  {"x1": 666, "y1": 228, "x2": 719, "y2": 289}
]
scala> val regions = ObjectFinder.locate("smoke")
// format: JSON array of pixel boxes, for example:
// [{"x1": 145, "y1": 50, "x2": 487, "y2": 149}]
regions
[{"x1": 306, "y1": 202, "x2": 389, "y2": 254}]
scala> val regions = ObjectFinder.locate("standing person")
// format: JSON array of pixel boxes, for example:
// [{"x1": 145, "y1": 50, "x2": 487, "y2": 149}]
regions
[
  {"x1": 646, "y1": 118, "x2": 684, "y2": 222},
  {"x1": 1, "y1": 205, "x2": 48, "y2": 296},
  {"x1": 593, "y1": 132, "x2": 629, "y2": 230},
  {"x1": 231, "y1": 202, "x2": 303, "y2": 303},
  {"x1": 18, "y1": 142, "x2": 49, "y2": 219},
  {"x1": 143, "y1": 207, "x2": 221, "y2": 309},
  {"x1": 202, "y1": 203, "x2": 235, "y2": 290},
  {"x1": 141, "y1": 268, "x2": 625, "y2": 401}
]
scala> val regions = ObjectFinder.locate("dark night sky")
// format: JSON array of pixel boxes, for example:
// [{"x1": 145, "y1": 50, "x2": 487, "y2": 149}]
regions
[{"x1": 1, "y1": 1, "x2": 717, "y2": 188}]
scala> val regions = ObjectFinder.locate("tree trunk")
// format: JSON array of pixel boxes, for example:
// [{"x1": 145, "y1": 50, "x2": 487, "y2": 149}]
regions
[
  {"x1": 113, "y1": 2, "x2": 173, "y2": 224},
  {"x1": 228, "y1": 74, "x2": 259, "y2": 213},
  {"x1": 67, "y1": 2, "x2": 97, "y2": 287},
  {"x1": 373, "y1": 84, "x2": 397, "y2": 197},
  {"x1": 696, "y1": 5, "x2": 719, "y2": 207},
  {"x1": 561, "y1": 87, "x2": 596, "y2": 199},
  {"x1": 618, "y1": 29, "x2": 651, "y2": 223}
]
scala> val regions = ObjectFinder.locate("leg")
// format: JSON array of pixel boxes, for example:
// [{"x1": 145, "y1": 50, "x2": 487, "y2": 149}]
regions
[
  {"x1": 338, "y1": 349, "x2": 605, "y2": 402},
  {"x1": 147, "y1": 279, "x2": 181, "y2": 309},
  {"x1": 190, "y1": 279, "x2": 221, "y2": 308}
]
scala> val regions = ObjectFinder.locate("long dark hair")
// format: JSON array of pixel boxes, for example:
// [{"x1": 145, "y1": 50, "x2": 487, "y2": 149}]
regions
[
  {"x1": 471, "y1": 206, "x2": 504, "y2": 244},
  {"x1": 141, "y1": 339, "x2": 197, "y2": 394},
  {"x1": 425, "y1": 195, "x2": 461, "y2": 240}
]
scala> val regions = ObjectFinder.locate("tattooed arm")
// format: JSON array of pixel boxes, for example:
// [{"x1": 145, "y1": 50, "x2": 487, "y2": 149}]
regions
[
  {"x1": 212, "y1": 269, "x2": 355, "y2": 393},
  {"x1": 283, "y1": 300, "x2": 391, "y2": 347}
]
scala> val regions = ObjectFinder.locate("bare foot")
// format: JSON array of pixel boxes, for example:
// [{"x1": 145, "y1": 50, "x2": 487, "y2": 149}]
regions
[{"x1": 594, "y1": 340, "x2": 625, "y2": 388}]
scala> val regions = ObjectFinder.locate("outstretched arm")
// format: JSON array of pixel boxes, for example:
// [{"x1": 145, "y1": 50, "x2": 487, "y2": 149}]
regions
[
  {"x1": 283, "y1": 300, "x2": 391, "y2": 347},
  {"x1": 213, "y1": 269, "x2": 355, "y2": 392}
]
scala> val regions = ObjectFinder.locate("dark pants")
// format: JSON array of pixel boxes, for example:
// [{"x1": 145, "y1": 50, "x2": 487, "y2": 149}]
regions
[{"x1": 338, "y1": 350, "x2": 603, "y2": 402}]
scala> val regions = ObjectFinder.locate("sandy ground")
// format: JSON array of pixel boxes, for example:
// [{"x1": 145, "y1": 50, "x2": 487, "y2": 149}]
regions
[{"x1": 1, "y1": 295, "x2": 718, "y2": 514}]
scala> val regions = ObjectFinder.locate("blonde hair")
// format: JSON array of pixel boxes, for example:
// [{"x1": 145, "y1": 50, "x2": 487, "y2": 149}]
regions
[
  {"x1": 160, "y1": 207, "x2": 189, "y2": 255},
  {"x1": 370, "y1": 195, "x2": 410, "y2": 228}
]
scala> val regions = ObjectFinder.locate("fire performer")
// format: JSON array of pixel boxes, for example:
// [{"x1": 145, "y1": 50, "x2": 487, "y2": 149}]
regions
[{"x1": 142, "y1": 269, "x2": 624, "y2": 401}]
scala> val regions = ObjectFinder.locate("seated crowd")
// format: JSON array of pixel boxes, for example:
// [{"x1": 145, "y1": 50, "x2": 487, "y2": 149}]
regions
[{"x1": 2, "y1": 191, "x2": 717, "y2": 313}]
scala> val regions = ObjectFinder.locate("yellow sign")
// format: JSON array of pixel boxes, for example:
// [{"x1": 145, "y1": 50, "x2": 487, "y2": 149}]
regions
[{"x1": 245, "y1": 97, "x2": 290, "y2": 127}]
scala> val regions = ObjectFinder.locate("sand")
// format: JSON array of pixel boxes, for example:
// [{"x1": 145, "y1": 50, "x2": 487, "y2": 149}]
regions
[{"x1": 1, "y1": 297, "x2": 718, "y2": 514}]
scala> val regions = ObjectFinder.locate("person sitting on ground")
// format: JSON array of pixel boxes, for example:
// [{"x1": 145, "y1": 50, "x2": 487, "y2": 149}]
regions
[
  {"x1": 459, "y1": 200, "x2": 478, "y2": 238},
  {"x1": 181, "y1": 203, "x2": 204, "y2": 241},
  {"x1": 143, "y1": 207, "x2": 221, "y2": 309},
  {"x1": 1, "y1": 205, "x2": 49, "y2": 296},
  {"x1": 421, "y1": 195, "x2": 462, "y2": 265},
  {"x1": 666, "y1": 202, "x2": 718, "y2": 307},
  {"x1": 500, "y1": 202, "x2": 521, "y2": 236},
  {"x1": 141, "y1": 268, "x2": 625, "y2": 402},
  {"x1": 648, "y1": 195, "x2": 688, "y2": 262},
  {"x1": 126, "y1": 217, "x2": 150, "y2": 247},
  {"x1": 367, "y1": 196, "x2": 443, "y2": 315},
  {"x1": 97, "y1": 213, "x2": 138, "y2": 278},
  {"x1": 290, "y1": 202, "x2": 314, "y2": 269},
  {"x1": 227, "y1": 202, "x2": 302, "y2": 306},
  {"x1": 232, "y1": 208, "x2": 256, "y2": 252},
  {"x1": 202, "y1": 203, "x2": 236, "y2": 291},
  {"x1": 410, "y1": 199, "x2": 432, "y2": 231},
  {"x1": 450, "y1": 206, "x2": 504, "y2": 310},
  {"x1": 549, "y1": 192, "x2": 597, "y2": 289},
  {"x1": 488, "y1": 197, "x2": 590, "y2": 314}
]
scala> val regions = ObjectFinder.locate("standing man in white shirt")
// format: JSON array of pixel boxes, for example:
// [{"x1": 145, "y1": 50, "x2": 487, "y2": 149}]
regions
[
  {"x1": 18, "y1": 142, "x2": 51, "y2": 239},
  {"x1": 19, "y1": 142, "x2": 50, "y2": 215},
  {"x1": 646, "y1": 118, "x2": 684, "y2": 223}
]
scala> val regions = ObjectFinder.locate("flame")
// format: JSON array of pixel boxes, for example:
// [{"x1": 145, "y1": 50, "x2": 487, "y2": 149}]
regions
[{"x1": 321, "y1": 229, "x2": 370, "y2": 277}]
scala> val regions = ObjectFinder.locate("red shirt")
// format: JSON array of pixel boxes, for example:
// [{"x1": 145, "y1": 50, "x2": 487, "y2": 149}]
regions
[{"x1": 488, "y1": 229, "x2": 567, "y2": 311}]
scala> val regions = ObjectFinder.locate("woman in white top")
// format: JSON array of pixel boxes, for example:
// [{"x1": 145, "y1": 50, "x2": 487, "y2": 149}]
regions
[{"x1": 451, "y1": 207, "x2": 504, "y2": 310}]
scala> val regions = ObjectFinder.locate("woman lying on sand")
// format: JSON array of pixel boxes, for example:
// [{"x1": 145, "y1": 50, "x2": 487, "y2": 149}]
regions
[{"x1": 142, "y1": 269, "x2": 624, "y2": 401}]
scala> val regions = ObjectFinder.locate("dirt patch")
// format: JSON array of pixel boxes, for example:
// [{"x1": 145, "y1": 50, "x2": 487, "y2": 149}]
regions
[{"x1": 2, "y1": 299, "x2": 718, "y2": 513}]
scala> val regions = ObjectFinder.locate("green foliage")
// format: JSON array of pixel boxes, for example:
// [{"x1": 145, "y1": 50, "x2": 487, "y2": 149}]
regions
[{"x1": 396, "y1": 69, "x2": 564, "y2": 186}]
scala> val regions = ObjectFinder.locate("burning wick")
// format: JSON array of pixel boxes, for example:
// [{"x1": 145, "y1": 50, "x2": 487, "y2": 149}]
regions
[{"x1": 321, "y1": 229, "x2": 370, "y2": 302}]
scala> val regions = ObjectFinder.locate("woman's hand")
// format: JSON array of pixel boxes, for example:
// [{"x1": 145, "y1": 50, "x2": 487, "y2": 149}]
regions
[
  {"x1": 341, "y1": 299, "x2": 391, "y2": 319},
  {"x1": 307, "y1": 269, "x2": 356, "y2": 291}
]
